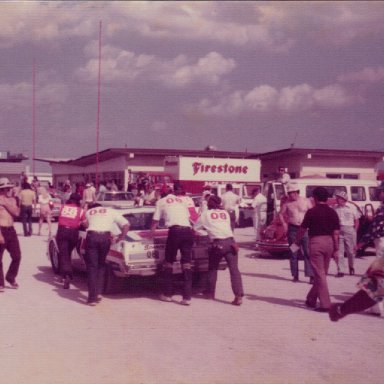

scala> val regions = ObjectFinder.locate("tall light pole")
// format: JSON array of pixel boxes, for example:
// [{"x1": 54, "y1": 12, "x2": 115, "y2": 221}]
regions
[
  {"x1": 96, "y1": 20, "x2": 102, "y2": 187},
  {"x1": 32, "y1": 58, "x2": 36, "y2": 176}
]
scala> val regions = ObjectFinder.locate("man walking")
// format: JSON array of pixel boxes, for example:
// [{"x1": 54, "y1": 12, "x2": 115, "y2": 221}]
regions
[
  {"x1": 279, "y1": 183, "x2": 314, "y2": 283},
  {"x1": 83, "y1": 203, "x2": 129, "y2": 305},
  {"x1": 333, "y1": 190, "x2": 360, "y2": 277},
  {"x1": 151, "y1": 184, "x2": 194, "y2": 306},
  {"x1": 0, "y1": 177, "x2": 21, "y2": 291},
  {"x1": 19, "y1": 182, "x2": 36, "y2": 236},
  {"x1": 295, "y1": 187, "x2": 340, "y2": 312},
  {"x1": 221, "y1": 184, "x2": 241, "y2": 231}
]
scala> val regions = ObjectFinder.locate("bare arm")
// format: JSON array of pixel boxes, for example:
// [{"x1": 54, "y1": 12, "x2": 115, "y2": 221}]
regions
[
  {"x1": 332, "y1": 229, "x2": 340, "y2": 260},
  {"x1": 0, "y1": 196, "x2": 20, "y2": 218}
]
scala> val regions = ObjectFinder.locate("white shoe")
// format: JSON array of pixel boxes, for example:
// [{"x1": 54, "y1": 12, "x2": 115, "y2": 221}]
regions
[
  {"x1": 159, "y1": 294, "x2": 172, "y2": 302},
  {"x1": 180, "y1": 299, "x2": 191, "y2": 306}
]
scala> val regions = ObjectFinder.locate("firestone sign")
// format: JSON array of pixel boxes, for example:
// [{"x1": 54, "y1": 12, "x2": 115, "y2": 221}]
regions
[{"x1": 164, "y1": 156, "x2": 260, "y2": 183}]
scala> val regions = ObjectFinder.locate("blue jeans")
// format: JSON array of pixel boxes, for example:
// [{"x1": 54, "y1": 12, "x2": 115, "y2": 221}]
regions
[
  {"x1": 21, "y1": 205, "x2": 33, "y2": 236},
  {"x1": 84, "y1": 232, "x2": 111, "y2": 302},
  {"x1": 287, "y1": 224, "x2": 313, "y2": 278},
  {"x1": 207, "y1": 238, "x2": 244, "y2": 297}
]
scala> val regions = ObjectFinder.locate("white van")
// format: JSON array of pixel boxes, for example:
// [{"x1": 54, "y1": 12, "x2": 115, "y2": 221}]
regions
[
  {"x1": 257, "y1": 178, "x2": 381, "y2": 256},
  {"x1": 265, "y1": 178, "x2": 380, "y2": 225}
]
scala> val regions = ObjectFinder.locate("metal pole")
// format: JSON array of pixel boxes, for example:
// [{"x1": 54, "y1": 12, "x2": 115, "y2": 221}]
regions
[
  {"x1": 32, "y1": 58, "x2": 36, "y2": 176},
  {"x1": 96, "y1": 20, "x2": 102, "y2": 188}
]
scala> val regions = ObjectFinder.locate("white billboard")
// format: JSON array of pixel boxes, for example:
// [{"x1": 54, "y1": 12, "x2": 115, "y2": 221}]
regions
[{"x1": 164, "y1": 156, "x2": 260, "y2": 183}]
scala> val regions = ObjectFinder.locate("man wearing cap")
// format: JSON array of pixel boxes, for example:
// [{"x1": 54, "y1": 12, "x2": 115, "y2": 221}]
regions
[
  {"x1": 0, "y1": 177, "x2": 21, "y2": 291},
  {"x1": 194, "y1": 195, "x2": 244, "y2": 305},
  {"x1": 279, "y1": 183, "x2": 314, "y2": 283},
  {"x1": 82, "y1": 182, "x2": 96, "y2": 209},
  {"x1": 151, "y1": 184, "x2": 194, "y2": 306},
  {"x1": 295, "y1": 187, "x2": 340, "y2": 312},
  {"x1": 56, "y1": 193, "x2": 85, "y2": 289},
  {"x1": 333, "y1": 190, "x2": 360, "y2": 277}
]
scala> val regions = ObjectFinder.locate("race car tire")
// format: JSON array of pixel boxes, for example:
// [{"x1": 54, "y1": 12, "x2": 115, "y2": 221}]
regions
[
  {"x1": 103, "y1": 264, "x2": 126, "y2": 294},
  {"x1": 48, "y1": 238, "x2": 60, "y2": 275}
]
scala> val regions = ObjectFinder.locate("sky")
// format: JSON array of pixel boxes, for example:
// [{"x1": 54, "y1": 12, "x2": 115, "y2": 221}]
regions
[{"x1": 1, "y1": 1, "x2": 384, "y2": 171}]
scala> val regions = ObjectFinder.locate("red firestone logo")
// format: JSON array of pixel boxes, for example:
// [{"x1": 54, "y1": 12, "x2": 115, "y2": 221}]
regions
[{"x1": 192, "y1": 162, "x2": 248, "y2": 176}]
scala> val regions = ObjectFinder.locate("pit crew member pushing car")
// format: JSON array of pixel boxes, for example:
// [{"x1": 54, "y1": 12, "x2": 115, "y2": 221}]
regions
[
  {"x1": 56, "y1": 193, "x2": 85, "y2": 290},
  {"x1": 151, "y1": 184, "x2": 194, "y2": 306},
  {"x1": 83, "y1": 203, "x2": 129, "y2": 306},
  {"x1": 194, "y1": 195, "x2": 244, "y2": 305}
]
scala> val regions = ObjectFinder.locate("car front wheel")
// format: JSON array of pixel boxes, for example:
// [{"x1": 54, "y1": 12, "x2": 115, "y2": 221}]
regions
[{"x1": 48, "y1": 238, "x2": 60, "y2": 274}]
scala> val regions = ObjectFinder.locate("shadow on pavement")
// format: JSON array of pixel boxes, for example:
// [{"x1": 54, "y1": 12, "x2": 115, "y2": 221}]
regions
[{"x1": 245, "y1": 292, "x2": 305, "y2": 310}]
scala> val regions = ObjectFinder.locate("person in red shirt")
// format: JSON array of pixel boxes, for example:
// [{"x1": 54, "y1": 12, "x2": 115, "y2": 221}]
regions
[{"x1": 56, "y1": 193, "x2": 85, "y2": 289}]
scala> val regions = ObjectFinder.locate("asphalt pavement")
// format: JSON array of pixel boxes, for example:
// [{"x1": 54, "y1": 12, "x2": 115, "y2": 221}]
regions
[{"x1": 1, "y1": 222, "x2": 383, "y2": 384}]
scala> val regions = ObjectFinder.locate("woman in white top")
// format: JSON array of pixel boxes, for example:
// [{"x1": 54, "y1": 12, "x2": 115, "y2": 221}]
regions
[{"x1": 37, "y1": 187, "x2": 52, "y2": 236}]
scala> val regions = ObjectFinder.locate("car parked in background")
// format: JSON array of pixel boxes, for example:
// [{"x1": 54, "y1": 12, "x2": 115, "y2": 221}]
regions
[
  {"x1": 95, "y1": 191, "x2": 135, "y2": 208},
  {"x1": 47, "y1": 206, "x2": 226, "y2": 294}
]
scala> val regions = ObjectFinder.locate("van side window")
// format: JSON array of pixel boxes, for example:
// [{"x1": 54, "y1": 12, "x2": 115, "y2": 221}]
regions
[
  {"x1": 369, "y1": 187, "x2": 380, "y2": 201},
  {"x1": 306, "y1": 185, "x2": 346, "y2": 198},
  {"x1": 351, "y1": 186, "x2": 366, "y2": 201}
]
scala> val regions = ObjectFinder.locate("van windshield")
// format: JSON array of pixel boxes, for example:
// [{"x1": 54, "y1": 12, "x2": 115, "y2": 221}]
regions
[
  {"x1": 369, "y1": 187, "x2": 381, "y2": 201},
  {"x1": 306, "y1": 185, "x2": 346, "y2": 199}
]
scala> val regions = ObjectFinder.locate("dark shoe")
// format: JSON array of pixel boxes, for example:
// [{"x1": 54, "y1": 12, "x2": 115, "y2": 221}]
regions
[
  {"x1": 203, "y1": 293, "x2": 215, "y2": 300},
  {"x1": 349, "y1": 267, "x2": 355, "y2": 276},
  {"x1": 314, "y1": 307, "x2": 329, "y2": 313},
  {"x1": 96, "y1": 295, "x2": 102, "y2": 303},
  {"x1": 309, "y1": 277, "x2": 314, "y2": 284},
  {"x1": 292, "y1": 276, "x2": 299, "y2": 282},
  {"x1": 336, "y1": 272, "x2": 344, "y2": 278},
  {"x1": 329, "y1": 304, "x2": 344, "y2": 322},
  {"x1": 231, "y1": 296, "x2": 243, "y2": 306},
  {"x1": 63, "y1": 276, "x2": 70, "y2": 289},
  {"x1": 180, "y1": 299, "x2": 191, "y2": 306},
  {"x1": 6, "y1": 279, "x2": 19, "y2": 289},
  {"x1": 305, "y1": 300, "x2": 316, "y2": 309},
  {"x1": 86, "y1": 299, "x2": 98, "y2": 306}
]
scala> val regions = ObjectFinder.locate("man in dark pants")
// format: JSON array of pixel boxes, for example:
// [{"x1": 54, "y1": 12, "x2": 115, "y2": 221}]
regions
[
  {"x1": 151, "y1": 184, "x2": 194, "y2": 306},
  {"x1": 83, "y1": 203, "x2": 129, "y2": 305},
  {"x1": 56, "y1": 193, "x2": 85, "y2": 289},
  {"x1": 295, "y1": 186, "x2": 340, "y2": 312},
  {"x1": 194, "y1": 195, "x2": 244, "y2": 305},
  {"x1": 0, "y1": 177, "x2": 21, "y2": 291},
  {"x1": 18, "y1": 182, "x2": 36, "y2": 236}
]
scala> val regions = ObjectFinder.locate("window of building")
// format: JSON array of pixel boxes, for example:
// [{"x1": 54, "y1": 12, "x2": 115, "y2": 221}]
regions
[{"x1": 326, "y1": 173, "x2": 359, "y2": 179}]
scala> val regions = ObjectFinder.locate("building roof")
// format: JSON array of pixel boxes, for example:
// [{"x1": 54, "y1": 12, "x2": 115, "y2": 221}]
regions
[
  {"x1": 35, "y1": 147, "x2": 259, "y2": 167},
  {"x1": 253, "y1": 147, "x2": 384, "y2": 160}
]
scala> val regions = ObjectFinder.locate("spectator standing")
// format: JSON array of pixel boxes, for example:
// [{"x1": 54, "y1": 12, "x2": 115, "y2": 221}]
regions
[
  {"x1": 151, "y1": 184, "x2": 194, "y2": 306},
  {"x1": 83, "y1": 203, "x2": 129, "y2": 305},
  {"x1": 82, "y1": 182, "x2": 96, "y2": 210},
  {"x1": 279, "y1": 183, "x2": 314, "y2": 283},
  {"x1": 296, "y1": 187, "x2": 340, "y2": 312},
  {"x1": 355, "y1": 181, "x2": 384, "y2": 316},
  {"x1": 0, "y1": 177, "x2": 21, "y2": 291},
  {"x1": 37, "y1": 187, "x2": 52, "y2": 236},
  {"x1": 277, "y1": 166, "x2": 291, "y2": 184},
  {"x1": 333, "y1": 190, "x2": 360, "y2": 277},
  {"x1": 56, "y1": 193, "x2": 85, "y2": 289},
  {"x1": 251, "y1": 186, "x2": 267, "y2": 242},
  {"x1": 19, "y1": 183, "x2": 36, "y2": 236},
  {"x1": 194, "y1": 195, "x2": 244, "y2": 305},
  {"x1": 221, "y1": 184, "x2": 241, "y2": 231}
]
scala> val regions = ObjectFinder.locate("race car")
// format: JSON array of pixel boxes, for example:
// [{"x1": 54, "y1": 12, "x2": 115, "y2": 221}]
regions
[{"x1": 47, "y1": 206, "x2": 226, "y2": 294}]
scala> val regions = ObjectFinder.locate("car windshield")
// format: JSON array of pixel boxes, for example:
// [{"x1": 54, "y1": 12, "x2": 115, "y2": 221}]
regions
[
  {"x1": 122, "y1": 212, "x2": 166, "y2": 231},
  {"x1": 101, "y1": 192, "x2": 134, "y2": 201}
]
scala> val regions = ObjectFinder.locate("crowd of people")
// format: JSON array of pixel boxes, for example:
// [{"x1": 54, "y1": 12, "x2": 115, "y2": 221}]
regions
[{"x1": 1, "y1": 169, "x2": 384, "y2": 321}]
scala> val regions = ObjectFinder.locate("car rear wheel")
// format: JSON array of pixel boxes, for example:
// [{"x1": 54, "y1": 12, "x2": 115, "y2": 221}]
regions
[
  {"x1": 48, "y1": 238, "x2": 60, "y2": 274},
  {"x1": 102, "y1": 264, "x2": 126, "y2": 294}
]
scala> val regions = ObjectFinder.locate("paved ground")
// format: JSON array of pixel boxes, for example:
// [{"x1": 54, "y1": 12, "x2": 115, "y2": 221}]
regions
[{"x1": 1, "y1": 223, "x2": 383, "y2": 384}]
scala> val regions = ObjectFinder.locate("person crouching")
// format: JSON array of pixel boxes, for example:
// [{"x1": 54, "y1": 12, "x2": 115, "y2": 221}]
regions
[{"x1": 194, "y1": 195, "x2": 244, "y2": 305}]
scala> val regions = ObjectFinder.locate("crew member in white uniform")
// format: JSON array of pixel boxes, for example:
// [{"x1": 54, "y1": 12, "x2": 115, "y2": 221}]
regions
[
  {"x1": 251, "y1": 186, "x2": 267, "y2": 242},
  {"x1": 84, "y1": 203, "x2": 129, "y2": 306},
  {"x1": 221, "y1": 184, "x2": 241, "y2": 231},
  {"x1": 194, "y1": 195, "x2": 244, "y2": 305},
  {"x1": 151, "y1": 184, "x2": 194, "y2": 306}
]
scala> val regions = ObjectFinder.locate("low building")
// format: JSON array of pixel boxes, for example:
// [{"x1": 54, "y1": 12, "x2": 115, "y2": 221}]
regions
[
  {"x1": 253, "y1": 147, "x2": 384, "y2": 182},
  {"x1": 0, "y1": 151, "x2": 28, "y2": 185}
]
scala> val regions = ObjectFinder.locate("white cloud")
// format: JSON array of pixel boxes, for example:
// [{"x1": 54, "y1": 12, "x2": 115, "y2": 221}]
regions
[
  {"x1": 191, "y1": 82, "x2": 356, "y2": 117},
  {"x1": 338, "y1": 66, "x2": 384, "y2": 83},
  {"x1": 0, "y1": 81, "x2": 68, "y2": 110},
  {"x1": 76, "y1": 46, "x2": 235, "y2": 87},
  {"x1": 150, "y1": 121, "x2": 168, "y2": 133}
]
